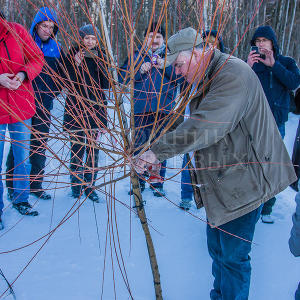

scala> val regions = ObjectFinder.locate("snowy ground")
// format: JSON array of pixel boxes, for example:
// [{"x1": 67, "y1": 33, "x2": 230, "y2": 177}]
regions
[{"x1": 0, "y1": 106, "x2": 299, "y2": 300}]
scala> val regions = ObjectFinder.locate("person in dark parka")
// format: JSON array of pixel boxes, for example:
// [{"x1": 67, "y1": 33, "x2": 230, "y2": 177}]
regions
[
  {"x1": 120, "y1": 22, "x2": 181, "y2": 197},
  {"x1": 6, "y1": 7, "x2": 63, "y2": 200},
  {"x1": 61, "y1": 24, "x2": 109, "y2": 202},
  {"x1": 247, "y1": 25, "x2": 300, "y2": 223}
]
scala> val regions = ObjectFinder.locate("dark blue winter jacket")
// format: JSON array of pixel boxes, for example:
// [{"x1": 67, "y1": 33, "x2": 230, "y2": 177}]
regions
[
  {"x1": 120, "y1": 46, "x2": 181, "y2": 115},
  {"x1": 30, "y1": 7, "x2": 62, "y2": 111},
  {"x1": 250, "y1": 26, "x2": 300, "y2": 124}
]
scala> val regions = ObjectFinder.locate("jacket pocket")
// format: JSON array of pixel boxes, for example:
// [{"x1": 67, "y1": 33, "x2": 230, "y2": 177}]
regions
[{"x1": 204, "y1": 126, "x2": 264, "y2": 211}]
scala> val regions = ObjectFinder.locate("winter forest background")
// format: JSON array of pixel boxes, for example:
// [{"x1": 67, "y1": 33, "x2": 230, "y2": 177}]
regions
[
  {"x1": 0, "y1": 0, "x2": 299, "y2": 299},
  {"x1": 1, "y1": 0, "x2": 299, "y2": 64}
]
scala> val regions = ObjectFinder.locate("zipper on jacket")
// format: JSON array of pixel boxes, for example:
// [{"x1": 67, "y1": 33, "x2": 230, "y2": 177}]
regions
[
  {"x1": 270, "y1": 71, "x2": 273, "y2": 89},
  {"x1": 4, "y1": 41, "x2": 11, "y2": 60},
  {"x1": 0, "y1": 37, "x2": 3, "y2": 63}
]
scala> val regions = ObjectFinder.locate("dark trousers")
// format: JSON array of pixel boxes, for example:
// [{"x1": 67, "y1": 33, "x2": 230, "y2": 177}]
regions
[
  {"x1": 134, "y1": 113, "x2": 167, "y2": 188},
  {"x1": 207, "y1": 205, "x2": 262, "y2": 300},
  {"x1": 296, "y1": 282, "x2": 300, "y2": 300},
  {"x1": 6, "y1": 108, "x2": 52, "y2": 193},
  {"x1": 261, "y1": 122, "x2": 285, "y2": 215},
  {"x1": 69, "y1": 130, "x2": 99, "y2": 186}
]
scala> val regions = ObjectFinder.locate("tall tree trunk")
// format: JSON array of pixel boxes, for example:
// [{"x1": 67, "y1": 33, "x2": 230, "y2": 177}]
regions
[
  {"x1": 280, "y1": 0, "x2": 290, "y2": 54},
  {"x1": 285, "y1": 0, "x2": 297, "y2": 56},
  {"x1": 234, "y1": 0, "x2": 239, "y2": 56},
  {"x1": 275, "y1": 0, "x2": 284, "y2": 35}
]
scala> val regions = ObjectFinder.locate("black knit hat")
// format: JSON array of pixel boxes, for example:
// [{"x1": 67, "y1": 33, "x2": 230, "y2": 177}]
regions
[{"x1": 144, "y1": 21, "x2": 165, "y2": 38}]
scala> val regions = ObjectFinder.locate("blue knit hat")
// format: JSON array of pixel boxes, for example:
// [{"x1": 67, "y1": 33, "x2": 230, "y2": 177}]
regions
[
  {"x1": 144, "y1": 21, "x2": 165, "y2": 38},
  {"x1": 250, "y1": 26, "x2": 279, "y2": 56},
  {"x1": 79, "y1": 24, "x2": 100, "y2": 39}
]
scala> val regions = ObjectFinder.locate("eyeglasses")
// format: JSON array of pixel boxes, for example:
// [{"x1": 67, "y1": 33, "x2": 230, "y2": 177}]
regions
[
  {"x1": 255, "y1": 38, "x2": 270, "y2": 44},
  {"x1": 174, "y1": 61, "x2": 186, "y2": 70},
  {"x1": 39, "y1": 23, "x2": 54, "y2": 31}
]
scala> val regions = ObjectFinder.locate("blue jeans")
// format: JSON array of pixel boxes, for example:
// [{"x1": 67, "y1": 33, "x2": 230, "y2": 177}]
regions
[
  {"x1": 181, "y1": 154, "x2": 193, "y2": 202},
  {"x1": 134, "y1": 113, "x2": 167, "y2": 187},
  {"x1": 207, "y1": 205, "x2": 262, "y2": 300},
  {"x1": 262, "y1": 122, "x2": 285, "y2": 215},
  {"x1": 0, "y1": 120, "x2": 31, "y2": 215}
]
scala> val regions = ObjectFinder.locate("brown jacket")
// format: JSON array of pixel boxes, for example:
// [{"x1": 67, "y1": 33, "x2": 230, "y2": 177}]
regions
[{"x1": 151, "y1": 49, "x2": 296, "y2": 227}]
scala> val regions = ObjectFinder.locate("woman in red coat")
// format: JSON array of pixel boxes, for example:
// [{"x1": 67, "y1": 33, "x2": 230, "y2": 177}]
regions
[{"x1": 0, "y1": 11, "x2": 44, "y2": 229}]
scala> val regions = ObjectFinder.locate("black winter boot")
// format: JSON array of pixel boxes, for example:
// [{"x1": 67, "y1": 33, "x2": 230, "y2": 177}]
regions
[
  {"x1": 13, "y1": 202, "x2": 39, "y2": 216},
  {"x1": 85, "y1": 188, "x2": 100, "y2": 203}
]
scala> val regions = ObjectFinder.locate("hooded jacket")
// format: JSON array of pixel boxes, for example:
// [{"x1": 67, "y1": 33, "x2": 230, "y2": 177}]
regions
[
  {"x1": 30, "y1": 7, "x2": 62, "y2": 111},
  {"x1": 250, "y1": 26, "x2": 300, "y2": 124},
  {"x1": 120, "y1": 46, "x2": 181, "y2": 114},
  {"x1": 0, "y1": 18, "x2": 44, "y2": 124},
  {"x1": 151, "y1": 49, "x2": 296, "y2": 227}
]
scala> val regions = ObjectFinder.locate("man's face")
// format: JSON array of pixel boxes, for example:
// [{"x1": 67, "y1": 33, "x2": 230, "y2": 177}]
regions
[
  {"x1": 255, "y1": 37, "x2": 273, "y2": 51},
  {"x1": 174, "y1": 50, "x2": 208, "y2": 83},
  {"x1": 83, "y1": 35, "x2": 97, "y2": 50},
  {"x1": 37, "y1": 20, "x2": 55, "y2": 41},
  {"x1": 146, "y1": 32, "x2": 164, "y2": 51}
]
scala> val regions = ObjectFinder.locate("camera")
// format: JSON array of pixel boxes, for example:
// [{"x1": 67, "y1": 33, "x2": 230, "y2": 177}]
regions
[
  {"x1": 151, "y1": 54, "x2": 158, "y2": 65},
  {"x1": 251, "y1": 46, "x2": 266, "y2": 59}
]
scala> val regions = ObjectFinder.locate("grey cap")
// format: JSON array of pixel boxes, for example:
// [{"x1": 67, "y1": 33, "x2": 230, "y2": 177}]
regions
[
  {"x1": 79, "y1": 24, "x2": 100, "y2": 39},
  {"x1": 166, "y1": 27, "x2": 203, "y2": 66}
]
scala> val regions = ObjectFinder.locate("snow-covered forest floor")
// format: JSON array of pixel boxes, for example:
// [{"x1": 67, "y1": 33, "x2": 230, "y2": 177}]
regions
[{"x1": 0, "y1": 102, "x2": 299, "y2": 299}]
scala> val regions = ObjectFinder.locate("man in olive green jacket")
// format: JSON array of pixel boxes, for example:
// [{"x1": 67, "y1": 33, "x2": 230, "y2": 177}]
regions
[{"x1": 134, "y1": 28, "x2": 296, "y2": 300}]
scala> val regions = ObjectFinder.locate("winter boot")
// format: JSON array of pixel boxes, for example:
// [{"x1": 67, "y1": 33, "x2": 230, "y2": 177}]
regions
[
  {"x1": 85, "y1": 187, "x2": 100, "y2": 203},
  {"x1": 83, "y1": 171, "x2": 99, "y2": 202},
  {"x1": 261, "y1": 214, "x2": 274, "y2": 224},
  {"x1": 71, "y1": 184, "x2": 82, "y2": 198},
  {"x1": 13, "y1": 202, "x2": 39, "y2": 216},
  {"x1": 179, "y1": 198, "x2": 192, "y2": 211},
  {"x1": 150, "y1": 185, "x2": 166, "y2": 197}
]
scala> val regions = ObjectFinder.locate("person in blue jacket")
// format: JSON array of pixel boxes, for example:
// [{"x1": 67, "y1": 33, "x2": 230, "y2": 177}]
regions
[
  {"x1": 247, "y1": 25, "x2": 300, "y2": 223},
  {"x1": 179, "y1": 30, "x2": 225, "y2": 211},
  {"x1": 6, "y1": 7, "x2": 63, "y2": 200},
  {"x1": 120, "y1": 22, "x2": 180, "y2": 197}
]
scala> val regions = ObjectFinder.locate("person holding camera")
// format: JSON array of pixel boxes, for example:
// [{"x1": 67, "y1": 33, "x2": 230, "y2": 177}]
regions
[
  {"x1": 247, "y1": 25, "x2": 300, "y2": 224},
  {"x1": 61, "y1": 24, "x2": 109, "y2": 202},
  {"x1": 120, "y1": 22, "x2": 180, "y2": 197}
]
